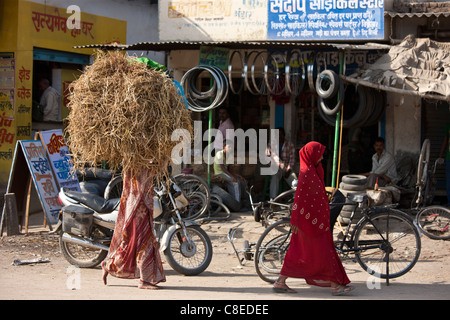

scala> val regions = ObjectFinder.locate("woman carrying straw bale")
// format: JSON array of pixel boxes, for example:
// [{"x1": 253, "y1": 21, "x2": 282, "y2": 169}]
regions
[{"x1": 66, "y1": 51, "x2": 192, "y2": 289}]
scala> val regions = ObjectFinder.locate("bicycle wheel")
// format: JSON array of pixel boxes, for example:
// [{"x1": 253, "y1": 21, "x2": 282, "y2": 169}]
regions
[
  {"x1": 416, "y1": 206, "x2": 450, "y2": 240},
  {"x1": 270, "y1": 189, "x2": 295, "y2": 211},
  {"x1": 353, "y1": 209, "x2": 421, "y2": 279},
  {"x1": 417, "y1": 139, "x2": 430, "y2": 188},
  {"x1": 254, "y1": 218, "x2": 292, "y2": 283},
  {"x1": 173, "y1": 174, "x2": 211, "y2": 220}
]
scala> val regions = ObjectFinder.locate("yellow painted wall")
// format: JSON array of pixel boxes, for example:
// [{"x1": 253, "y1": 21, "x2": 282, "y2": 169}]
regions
[{"x1": 0, "y1": 0, "x2": 127, "y2": 187}]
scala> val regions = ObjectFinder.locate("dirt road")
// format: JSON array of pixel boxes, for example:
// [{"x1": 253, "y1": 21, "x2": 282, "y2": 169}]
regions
[{"x1": 1, "y1": 211, "x2": 449, "y2": 303}]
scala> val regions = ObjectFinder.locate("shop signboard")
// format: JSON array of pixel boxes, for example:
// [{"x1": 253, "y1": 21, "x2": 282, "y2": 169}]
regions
[
  {"x1": 267, "y1": 0, "x2": 384, "y2": 40},
  {"x1": 159, "y1": 0, "x2": 384, "y2": 42},
  {"x1": 159, "y1": 0, "x2": 268, "y2": 41},
  {"x1": 16, "y1": 140, "x2": 61, "y2": 224}
]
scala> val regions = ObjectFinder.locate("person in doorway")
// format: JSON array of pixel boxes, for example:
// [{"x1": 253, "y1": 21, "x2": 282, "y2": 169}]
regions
[
  {"x1": 38, "y1": 78, "x2": 60, "y2": 121},
  {"x1": 438, "y1": 123, "x2": 450, "y2": 206},
  {"x1": 214, "y1": 106, "x2": 234, "y2": 152},
  {"x1": 273, "y1": 141, "x2": 353, "y2": 296},
  {"x1": 266, "y1": 127, "x2": 297, "y2": 199},
  {"x1": 213, "y1": 140, "x2": 247, "y2": 204},
  {"x1": 361, "y1": 137, "x2": 398, "y2": 188}
]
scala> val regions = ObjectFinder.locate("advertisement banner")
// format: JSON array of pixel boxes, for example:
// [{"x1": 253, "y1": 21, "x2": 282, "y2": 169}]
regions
[
  {"x1": 267, "y1": 0, "x2": 384, "y2": 41},
  {"x1": 159, "y1": 0, "x2": 268, "y2": 41},
  {"x1": 19, "y1": 140, "x2": 61, "y2": 224}
]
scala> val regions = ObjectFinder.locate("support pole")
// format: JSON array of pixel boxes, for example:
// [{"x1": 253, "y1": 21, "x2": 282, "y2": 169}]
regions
[
  {"x1": 4, "y1": 193, "x2": 20, "y2": 236},
  {"x1": 207, "y1": 108, "x2": 213, "y2": 186},
  {"x1": 331, "y1": 51, "x2": 345, "y2": 189}
]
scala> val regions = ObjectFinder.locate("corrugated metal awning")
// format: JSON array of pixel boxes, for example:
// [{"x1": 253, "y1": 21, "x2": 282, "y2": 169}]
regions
[
  {"x1": 75, "y1": 40, "x2": 390, "y2": 51},
  {"x1": 385, "y1": 10, "x2": 450, "y2": 18}
]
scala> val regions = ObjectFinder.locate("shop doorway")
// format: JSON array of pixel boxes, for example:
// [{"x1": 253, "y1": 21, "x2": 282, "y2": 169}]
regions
[{"x1": 32, "y1": 48, "x2": 88, "y2": 123}]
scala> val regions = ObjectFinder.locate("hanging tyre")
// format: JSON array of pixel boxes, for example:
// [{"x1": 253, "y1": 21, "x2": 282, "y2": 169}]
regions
[
  {"x1": 316, "y1": 70, "x2": 339, "y2": 99},
  {"x1": 363, "y1": 89, "x2": 386, "y2": 127},
  {"x1": 318, "y1": 83, "x2": 368, "y2": 128},
  {"x1": 318, "y1": 76, "x2": 344, "y2": 116}
]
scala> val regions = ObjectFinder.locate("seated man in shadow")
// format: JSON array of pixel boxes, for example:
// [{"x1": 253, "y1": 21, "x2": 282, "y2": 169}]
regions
[
  {"x1": 361, "y1": 137, "x2": 399, "y2": 188},
  {"x1": 213, "y1": 140, "x2": 248, "y2": 208}
]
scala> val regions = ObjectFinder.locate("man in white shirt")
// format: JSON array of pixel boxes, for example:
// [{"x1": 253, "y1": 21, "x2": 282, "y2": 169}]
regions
[
  {"x1": 361, "y1": 137, "x2": 398, "y2": 188},
  {"x1": 214, "y1": 107, "x2": 234, "y2": 152},
  {"x1": 38, "y1": 78, "x2": 60, "y2": 121}
]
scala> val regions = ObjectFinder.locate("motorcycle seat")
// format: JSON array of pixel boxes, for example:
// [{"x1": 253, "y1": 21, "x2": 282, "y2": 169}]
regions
[{"x1": 63, "y1": 188, "x2": 120, "y2": 213}]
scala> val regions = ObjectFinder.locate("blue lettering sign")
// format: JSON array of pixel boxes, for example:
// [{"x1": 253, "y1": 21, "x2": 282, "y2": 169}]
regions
[{"x1": 267, "y1": 0, "x2": 384, "y2": 40}]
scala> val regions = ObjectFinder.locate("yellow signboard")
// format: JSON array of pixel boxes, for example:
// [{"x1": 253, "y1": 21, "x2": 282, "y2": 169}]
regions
[{"x1": 0, "y1": 0, "x2": 127, "y2": 186}]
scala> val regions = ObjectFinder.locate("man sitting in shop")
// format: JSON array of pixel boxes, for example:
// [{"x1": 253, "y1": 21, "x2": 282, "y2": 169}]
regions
[
  {"x1": 213, "y1": 140, "x2": 247, "y2": 205},
  {"x1": 361, "y1": 137, "x2": 399, "y2": 188}
]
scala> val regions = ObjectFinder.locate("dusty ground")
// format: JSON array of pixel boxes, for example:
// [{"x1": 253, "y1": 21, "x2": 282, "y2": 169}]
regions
[{"x1": 0, "y1": 211, "x2": 449, "y2": 303}]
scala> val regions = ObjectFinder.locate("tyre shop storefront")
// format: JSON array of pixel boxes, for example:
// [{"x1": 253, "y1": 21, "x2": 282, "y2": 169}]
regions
[{"x1": 109, "y1": 41, "x2": 390, "y2": 198}]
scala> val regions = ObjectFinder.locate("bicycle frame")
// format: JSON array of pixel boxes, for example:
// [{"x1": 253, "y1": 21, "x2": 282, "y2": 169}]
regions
[{"x1": 333, "y1": 200, "x2": 398, "y2": 255}]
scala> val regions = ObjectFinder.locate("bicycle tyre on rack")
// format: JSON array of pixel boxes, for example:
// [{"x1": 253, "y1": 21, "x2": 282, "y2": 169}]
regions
[
  {"x1": 353, "y1": 209, "x2": 421, "y2": 279},
  {"x1": 173, "y1": 173, "x2": 211, "y2": 220},
  {"x1": 254, "y1": 218, "x2": 292, "y2": 283},
  {"x1": 415, "y1": 205, "x2": 450, "y2": 240}
]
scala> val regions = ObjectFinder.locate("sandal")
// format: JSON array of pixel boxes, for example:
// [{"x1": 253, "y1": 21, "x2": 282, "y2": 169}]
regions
[
  {"x1": 272, "y1": 281, "x2": 297, "y2": 294},
  {"x1": 331, "y1": 285, "x2": 354, "y2": 296}
]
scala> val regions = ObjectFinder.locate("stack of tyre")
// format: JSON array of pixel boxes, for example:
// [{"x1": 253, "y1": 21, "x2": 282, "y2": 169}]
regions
[
  {"x1": 338, "y1": 175, "x2": 367, "y2": 225},
  {"x1": 315, "y1": 70, "x2": 386, "y2": 128}
]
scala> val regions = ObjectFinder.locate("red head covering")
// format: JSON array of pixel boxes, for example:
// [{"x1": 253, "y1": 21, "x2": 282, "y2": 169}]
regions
[{"x1": 290, "y1": 141, "x2": 330, "y2": 236}]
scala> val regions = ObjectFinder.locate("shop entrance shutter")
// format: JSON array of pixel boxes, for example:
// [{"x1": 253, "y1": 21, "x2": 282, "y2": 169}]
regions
[{"x1": 422, "y1": 100, "x2": 449, "y2": 197}]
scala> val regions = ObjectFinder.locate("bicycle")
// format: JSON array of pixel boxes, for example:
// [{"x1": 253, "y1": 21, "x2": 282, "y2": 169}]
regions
[
  {"x1": 254, "y1": 192, "x2": 421, "y2": 285},
  {"x1": 410, "y1": 139, "x2": 449, "y2": 240},
  {"x1": 415, "y1": 205, "x2": 450, "y2": 240},
  {"x1": 413, "y1": 139, "x2": 445, "y2": 209},
  {"x1": 248, "y1": 182, "x2": 297, "y2": 227},
  {"x1": 104, "y1": 172, "x2": 211, "y2": 221},
  {"x1": 229, "y1": 188, "x2": 344, "y2": 266}
]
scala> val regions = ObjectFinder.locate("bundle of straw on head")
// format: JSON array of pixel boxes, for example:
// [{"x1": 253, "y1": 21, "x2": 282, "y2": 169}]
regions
[{"x1": 66, "y1": 50, "x2": 192, "y2": 180}]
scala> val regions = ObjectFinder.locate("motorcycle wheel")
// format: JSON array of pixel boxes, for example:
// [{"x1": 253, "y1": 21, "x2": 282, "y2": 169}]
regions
[
  {"x1": 164, "y1": 225, "x2": 213, "y2": 276},
  {"x1": 59, "y1": 229, "x2": 108, "y2": 268}
]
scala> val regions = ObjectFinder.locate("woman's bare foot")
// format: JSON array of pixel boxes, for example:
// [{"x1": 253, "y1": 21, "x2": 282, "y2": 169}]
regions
[
  {"x1": 138, "y1": 282, "x2": 162, "y2": 290},
  {"x1": 101, "y1": 262, "x2": 108, "y2": 285}
]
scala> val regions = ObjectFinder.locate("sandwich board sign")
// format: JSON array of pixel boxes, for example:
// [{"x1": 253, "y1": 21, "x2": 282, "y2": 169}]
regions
[
  {"x1": 39, "y1": 129, "x2": 81, "y2": 192},
  {"x1": 15, "y1": 140, "x2": 60, "y2": 225}
]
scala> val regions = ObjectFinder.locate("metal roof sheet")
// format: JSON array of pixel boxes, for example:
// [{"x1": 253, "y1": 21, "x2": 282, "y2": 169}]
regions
[
  {"x1": 75, "y1": 41, "x2": 390, "y2": 51},
  {"x1": 385, "y1": 11, "x2": 450, "y2": 18}
]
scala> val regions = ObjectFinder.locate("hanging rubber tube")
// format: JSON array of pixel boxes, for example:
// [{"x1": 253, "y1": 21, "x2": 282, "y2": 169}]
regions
[{"x1": 181, "y1": 65, "x2": 229, "y2": 112}]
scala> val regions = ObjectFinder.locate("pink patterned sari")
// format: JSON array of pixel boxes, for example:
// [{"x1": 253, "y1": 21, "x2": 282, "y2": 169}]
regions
[{"x1": 104, "y1": 171, "x2": 166, "y2": 286}]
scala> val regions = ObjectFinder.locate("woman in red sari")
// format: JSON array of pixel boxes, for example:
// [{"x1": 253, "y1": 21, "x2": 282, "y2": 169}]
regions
[
  {"x1": 273, "y1": 141, "x2": 353, "y2": 296},
  {"x1": 102, "y1": 171, "x2": 166, "y2": 289}
]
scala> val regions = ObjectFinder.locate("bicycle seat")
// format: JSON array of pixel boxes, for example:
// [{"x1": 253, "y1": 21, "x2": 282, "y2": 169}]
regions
[{"x1": 347, "y1": 193, "x2": 367, "y2": 203}]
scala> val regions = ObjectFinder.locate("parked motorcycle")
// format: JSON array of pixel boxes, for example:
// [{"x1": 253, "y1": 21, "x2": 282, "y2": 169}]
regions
[{"x1": 54, "y1": 176, "x2": 213, "y2": 276}]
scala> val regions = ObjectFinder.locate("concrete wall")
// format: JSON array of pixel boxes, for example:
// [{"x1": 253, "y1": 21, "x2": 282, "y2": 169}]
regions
[
  {"x1": 29, "y1": 0, "x2": 164, "y2": 63},
  {"x1": 385, "y1": 93, "x2": 422, "y2": 160}
]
